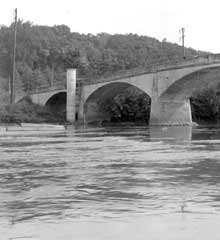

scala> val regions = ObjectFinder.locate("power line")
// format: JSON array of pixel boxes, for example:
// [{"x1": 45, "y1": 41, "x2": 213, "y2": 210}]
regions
[
  {"x1": 179, "y1": 27, "x2": 185, "y2": 60},
  {"x1": 11, "y1": 8, "x2": 17, "y2": 104}
]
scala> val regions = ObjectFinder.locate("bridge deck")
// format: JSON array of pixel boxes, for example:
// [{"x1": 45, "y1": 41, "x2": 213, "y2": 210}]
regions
[
  {"x1": 85, "y1": 56, "x2": 220, "y2": 85},
  {"x1": 30, "y1": 55, "x2": 220, "y2": 94}
]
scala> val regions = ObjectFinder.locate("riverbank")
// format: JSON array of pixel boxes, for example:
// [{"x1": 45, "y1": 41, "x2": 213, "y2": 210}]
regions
[
  {"x1": 0, "y1": 123, "x2": 66, "y2": 133},
  {"x1": 0, "y1": 97, "x2": 67, "y2": 125}
]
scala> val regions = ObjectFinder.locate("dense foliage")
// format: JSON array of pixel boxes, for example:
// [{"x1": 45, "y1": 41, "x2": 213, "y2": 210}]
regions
[
  {"x1": 0, "y1": 21, "x2": 205, "y2": 92},
  {"x1": 0, "y1": 21, "x2": 219, "y2": 124},
  {"x1": 191, "y1": 87, "x2": 220, "y2": 123},
  {"x1": 0, "y1": 97, "x2": 66, "y2": 123},
  {"x1": 99, "y1": 87, "x2": 151, "y2": 123}
]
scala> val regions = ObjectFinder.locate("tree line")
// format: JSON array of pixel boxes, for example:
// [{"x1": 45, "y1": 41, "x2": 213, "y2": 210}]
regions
[
  {"x1": 0, "y1": 21, "x2": 205, "y2": 91},
  {"x1": 0, "y1": 21, "x2": 220, "y2": 123}
]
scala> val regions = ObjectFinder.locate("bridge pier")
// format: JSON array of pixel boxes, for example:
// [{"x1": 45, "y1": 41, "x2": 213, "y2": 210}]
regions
[
  {"x1": 66, "y1": 69, "x2": 76, "y2": 123},
  {"x1": 149, "y1": 99, "x2": 192, "y2": 126}
]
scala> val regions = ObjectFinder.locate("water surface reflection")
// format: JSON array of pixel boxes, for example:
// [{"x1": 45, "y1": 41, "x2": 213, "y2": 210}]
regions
[{"x1": 1, "y1": 125, "x2": 220, "y2": 239}]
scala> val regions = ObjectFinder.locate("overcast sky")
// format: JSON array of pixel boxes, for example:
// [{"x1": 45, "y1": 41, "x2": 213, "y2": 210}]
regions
[{"x1": 1, "y1": 0, "x2": 220, "y2": 53}]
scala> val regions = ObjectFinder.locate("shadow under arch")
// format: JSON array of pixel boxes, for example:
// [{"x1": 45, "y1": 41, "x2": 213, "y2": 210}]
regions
[
  {"x1": 160, "y1": 66, "x2": 220, "y2": 101},
  {"x1": 45, "y1": 91, "x2": 66, "y2": 113},
  {"x1": 84, "y1": 82, "x2": 151, "y2": 124}
]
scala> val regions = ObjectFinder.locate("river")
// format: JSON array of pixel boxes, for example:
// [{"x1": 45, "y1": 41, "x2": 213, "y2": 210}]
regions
[{"x1": 1, "y1": 125, "x2": 220, "y2": 240}]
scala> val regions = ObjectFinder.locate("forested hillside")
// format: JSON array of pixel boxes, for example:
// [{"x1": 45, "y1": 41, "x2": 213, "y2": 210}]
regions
[
  {"x1": 0, "y1": 21, "x2": 206, "y2": 92},
  {"x1": 1, "y1": 21, "x2": 220, "y2": 124}
]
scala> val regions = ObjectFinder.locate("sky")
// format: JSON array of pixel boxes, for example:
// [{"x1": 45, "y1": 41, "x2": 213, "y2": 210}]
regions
[{"x1": 1, "y1": 0, "x2": 220, "y2": 53}]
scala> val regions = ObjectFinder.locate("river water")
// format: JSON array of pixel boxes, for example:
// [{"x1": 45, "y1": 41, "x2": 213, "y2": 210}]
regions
[{"x1": 1, "y1": 125, "x2": 220, "y2": 240}]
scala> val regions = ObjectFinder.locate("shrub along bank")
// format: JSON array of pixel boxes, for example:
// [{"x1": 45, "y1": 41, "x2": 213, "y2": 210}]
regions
[{"x1": 0, "y1": 97, "x2": 66, "y2": 124}]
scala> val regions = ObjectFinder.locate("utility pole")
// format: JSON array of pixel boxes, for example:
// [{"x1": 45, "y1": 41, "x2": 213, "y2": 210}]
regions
[
  {"x1": 11, "y1": 8, "x2": 17, "y2": 104},
  {"x1": 179, "y1": 27, "x2": 185, "y2": 60}
]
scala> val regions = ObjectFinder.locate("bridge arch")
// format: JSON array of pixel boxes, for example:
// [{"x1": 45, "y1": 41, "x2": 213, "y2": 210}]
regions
[
  {"x1": 45, "y1": 91, "x2": 66, "y2": 112},
  {"x1": 84, "y1": 81, "x2": 151, "y2": 123},
  {"x1": 24, "y1": 59, "x2": 220, "y2": 125},
  {"x1": 28, "y1": 90, "x2": 67, "y2": 106},
  {"x1": 160, "y1": 66, "x2": 220, "y2": 101},
  {"x1": 150, "y1": 66, "x2": 220, "y2": 125}
]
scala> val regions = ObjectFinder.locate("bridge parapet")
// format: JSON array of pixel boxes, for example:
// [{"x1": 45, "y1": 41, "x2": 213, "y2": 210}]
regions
[
  {"x1": 28, "y1": 83, "x2": 66, "y2": 94},
  {"x1": 28, "y1": 55, "x2": 220, "y2": 95},
  {"x1": 84, "y1": 55, "x2": 220, "y2": 85},
  {"x1": 29, "y1": 70, "x2": 86, "y2": 95}
]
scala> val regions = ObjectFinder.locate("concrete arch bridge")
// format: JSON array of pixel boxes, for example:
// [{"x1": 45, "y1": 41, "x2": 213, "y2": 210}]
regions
[{"x1": 18, "y1": 56, "x2": 220, "y2": 125}]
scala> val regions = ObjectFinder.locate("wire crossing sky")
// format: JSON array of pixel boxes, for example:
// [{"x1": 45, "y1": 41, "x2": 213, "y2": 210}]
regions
[{"x1": 1, "y1": 0, "x2": 220, "y2": 53}]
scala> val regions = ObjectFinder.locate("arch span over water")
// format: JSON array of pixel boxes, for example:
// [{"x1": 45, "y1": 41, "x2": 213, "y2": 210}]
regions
[
  {"x1": 150, "y1": 66, "x2": 220, "y2": 125},
  {"x1": 84, "y1": 82, "x2": 151, "y2": 123},
  {"x1": 160, "y1": 67, "x2": 220, "y2": 101},
  {"x1": 45, "y1": 91, "x2": 66, "y2": 114}
]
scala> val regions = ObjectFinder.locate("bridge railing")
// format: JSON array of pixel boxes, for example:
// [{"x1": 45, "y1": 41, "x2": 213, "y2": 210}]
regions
[
  {"x1": 28, "y1": 54, "x2": 220, "y2": 94},
  {"x1": 84, "y1": 55, "x2": 220, "y2": 85},
  {"x1": 29, "y1": 83, "x2": 66, "y2": 94}
]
